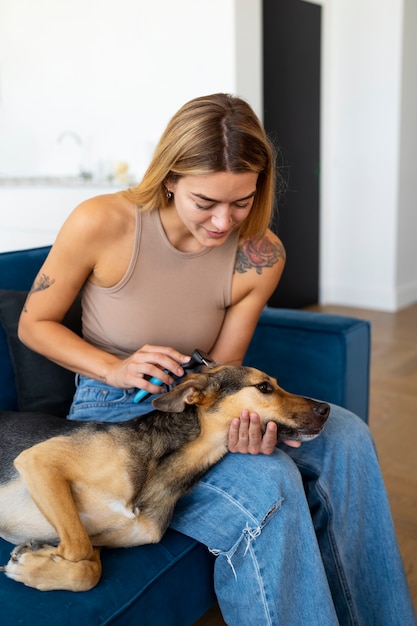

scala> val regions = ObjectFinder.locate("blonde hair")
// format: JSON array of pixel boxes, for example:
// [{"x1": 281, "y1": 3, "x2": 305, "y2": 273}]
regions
[{"x1": 124, "y1": 93, "x2": 280, "y2": 238}]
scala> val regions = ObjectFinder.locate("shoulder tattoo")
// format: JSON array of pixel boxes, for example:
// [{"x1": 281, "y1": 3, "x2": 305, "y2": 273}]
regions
[
  {"x1": 234, "y1": 236, "x2": 285, "y2": 275},
  {"x1": 23, "y1": 273, "x2": 55, "y2": 312}
]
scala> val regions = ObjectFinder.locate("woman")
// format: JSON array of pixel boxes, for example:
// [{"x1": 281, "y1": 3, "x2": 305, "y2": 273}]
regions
[{"x1": 18, "y1": 94, "x2": 415, "y2": 625}]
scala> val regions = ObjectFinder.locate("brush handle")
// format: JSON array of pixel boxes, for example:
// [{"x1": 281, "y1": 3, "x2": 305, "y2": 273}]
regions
[{"x1": 133, "y1": 376, "x2": 164, "y2": 403}]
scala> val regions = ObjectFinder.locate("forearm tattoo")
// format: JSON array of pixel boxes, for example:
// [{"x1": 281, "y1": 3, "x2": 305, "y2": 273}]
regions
[
  {"x1": 235, "y1": 237, "x2": 285, "y2": 275},
  {"x1": 23, "y1": 273, "x2": 55, "y2": 312}
]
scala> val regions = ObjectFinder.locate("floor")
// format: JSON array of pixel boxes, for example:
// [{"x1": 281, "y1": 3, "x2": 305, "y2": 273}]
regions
[{"x1": 195, "y1": 303, "x2": 417, "y2": 625}]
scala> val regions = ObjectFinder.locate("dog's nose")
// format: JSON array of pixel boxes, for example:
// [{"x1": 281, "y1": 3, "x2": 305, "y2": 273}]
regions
[{"x1": 313, "y1": 402, "x2": 330, "y2": 417}]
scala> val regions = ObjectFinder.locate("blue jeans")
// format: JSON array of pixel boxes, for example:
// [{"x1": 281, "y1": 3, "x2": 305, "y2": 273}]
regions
[{"x1": 69, "y1": 375, "x2": 416, "y2": 626}]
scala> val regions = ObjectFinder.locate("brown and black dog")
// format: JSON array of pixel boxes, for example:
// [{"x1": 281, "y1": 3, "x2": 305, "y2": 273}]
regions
[{"x1": 0, "y1": 365, "x2": 330, "y2": 592}]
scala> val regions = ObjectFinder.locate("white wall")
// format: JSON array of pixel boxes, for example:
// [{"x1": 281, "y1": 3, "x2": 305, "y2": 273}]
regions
[
  {"x1": 396, "y1": 0, "x2": 417, "y2": 309},
  {"x1": 1, "y1": 0, "x2": 415, "y2": 311},
  {"x1": 0, "y1": 0, "x2": 261, "y2": 182},
  {"x1": 0, "y1": 0, "x2": 261, "y2": 252},
  {"x1": 320, "y1": 0, "x2": 417, "y2": 311},
  {"x1": 235, "y1": 0, "x2": 263, "y2": 116}
]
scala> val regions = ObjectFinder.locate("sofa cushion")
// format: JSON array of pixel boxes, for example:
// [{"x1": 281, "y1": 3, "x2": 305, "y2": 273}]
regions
[
  {"x1": 0, "y1": 290, "x2": 82, "y2": 417},
  {"x1": 0, "y1": 531, "x2": 215, "y2": 626},
  {"x1": 0, "y1": 321, "x2": 17, "y2": 410}
]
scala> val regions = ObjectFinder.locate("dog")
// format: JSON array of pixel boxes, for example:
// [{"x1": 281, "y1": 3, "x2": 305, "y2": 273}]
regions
[{"x1": 0, "y1": 365, "x2": 330, "y2": 592}]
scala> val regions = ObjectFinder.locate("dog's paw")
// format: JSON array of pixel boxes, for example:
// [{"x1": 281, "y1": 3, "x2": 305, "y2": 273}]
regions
[
  {"x1": 4, "y1": 542, "x2": 60, "y2": 589},
  {"x1": 3, "y1": 543, "x2": 102, "y2": 591},
  {"x1": 10, "y1": 540, "x2": 56, "y2": 561}
]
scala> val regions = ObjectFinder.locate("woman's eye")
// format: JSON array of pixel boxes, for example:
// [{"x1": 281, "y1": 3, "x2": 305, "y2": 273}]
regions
[
  {"x1": 195, "y1": 203, "x2": 214, "y2": 210},
  {"x1": 234, "y1": 202, "x2": 250, "y2": 209}
]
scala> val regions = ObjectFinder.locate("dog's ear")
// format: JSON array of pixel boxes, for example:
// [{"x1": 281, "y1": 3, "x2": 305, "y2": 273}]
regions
[{"x1": 152, "y1": 373, "x2": 213, "y2": 412}]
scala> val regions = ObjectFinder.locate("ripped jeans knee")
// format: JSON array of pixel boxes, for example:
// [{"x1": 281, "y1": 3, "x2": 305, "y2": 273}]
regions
[{"x1": 209, "y1": 500, "x2": 283, "y2": 579}]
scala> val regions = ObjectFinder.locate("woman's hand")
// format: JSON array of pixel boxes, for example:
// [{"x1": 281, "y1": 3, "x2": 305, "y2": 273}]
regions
[
  {"x1": 105, "y1": 345, "x2": 191, "y2": 393},
  {"x1": 228, "y1": 410, "x2": 301, "y2": 455}
]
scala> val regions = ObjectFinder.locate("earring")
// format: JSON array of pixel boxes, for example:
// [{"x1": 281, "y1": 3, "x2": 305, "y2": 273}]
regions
[{"x1": 166, "y1": 190, "x2": 173, "y2": 200}]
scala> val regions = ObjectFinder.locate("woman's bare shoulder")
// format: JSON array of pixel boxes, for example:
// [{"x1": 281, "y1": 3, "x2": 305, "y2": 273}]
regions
[
  {"x1": 63, "y1": 192, "x2": 134, "y2": 238},
  {"x1": 230, "y1": 229, "x2": 285, "y2": 308},
  {"x1": 235, "y1": 229, "x2": 286, "y2": 276},
  {"x1": 44, "y1": 192, "x2": 137, "y2": 286}
]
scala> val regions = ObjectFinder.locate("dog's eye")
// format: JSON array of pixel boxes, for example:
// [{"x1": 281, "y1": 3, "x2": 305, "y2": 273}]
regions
[{"x1": 254, "y1": 382, "x2": 274, "y2": 394}]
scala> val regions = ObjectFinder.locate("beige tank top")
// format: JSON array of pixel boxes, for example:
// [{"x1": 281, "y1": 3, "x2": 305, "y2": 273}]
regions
[{"x1": 81, "y1": 209, "x2": 239, "y2": 358}]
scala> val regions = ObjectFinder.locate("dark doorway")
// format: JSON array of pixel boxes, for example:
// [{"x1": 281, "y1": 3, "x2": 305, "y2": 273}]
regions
[{"x1": 263, "y1": 0, "x2": 321, "y2": 308}]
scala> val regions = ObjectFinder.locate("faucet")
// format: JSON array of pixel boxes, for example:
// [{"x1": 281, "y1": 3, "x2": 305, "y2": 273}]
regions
[
  {"x1": 57, "y1": 130, "x2": 83, "y2": 147},
  {"x1": 56, "y1": 131, "x2": 91, "y2": 180}
]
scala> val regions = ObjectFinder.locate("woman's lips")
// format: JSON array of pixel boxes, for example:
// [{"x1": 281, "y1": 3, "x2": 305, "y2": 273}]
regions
[{"x1": 204, "y1": 228, "x2": 230, "y2": 239}]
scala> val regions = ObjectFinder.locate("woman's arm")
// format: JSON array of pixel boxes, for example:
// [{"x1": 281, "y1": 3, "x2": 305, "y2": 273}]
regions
[
  {"x1": 210, "y1": 231, "x2": 300, "y2": 454},
  {"x1": 18, "y1": 195, "x2": 190, "y2": 394},
  {"x1": 210, "y1": 230, "x2": 286, "y2": 366}
]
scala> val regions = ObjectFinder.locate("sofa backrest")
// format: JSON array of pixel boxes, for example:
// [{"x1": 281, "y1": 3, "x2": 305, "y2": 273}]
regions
[
  {"x1": 0, "y1": 246, "x2": 51, "y2": 291},
  {"x1": 0, "y1": 246, "x2": 57, "y2": 411}
]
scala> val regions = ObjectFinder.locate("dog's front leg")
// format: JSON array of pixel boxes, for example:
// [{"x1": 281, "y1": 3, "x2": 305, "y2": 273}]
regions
[
  {"x1": 14, "y1": 439, "x2": 93, "y2": 561},
  {"x1": 8, "y1": 438, "x2": 102, "y2": 591}
]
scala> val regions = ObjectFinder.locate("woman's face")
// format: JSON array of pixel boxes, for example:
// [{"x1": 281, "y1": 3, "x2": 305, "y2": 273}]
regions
[{"x1": 167, "y1": 171, "x2": 258, "y2": 248}]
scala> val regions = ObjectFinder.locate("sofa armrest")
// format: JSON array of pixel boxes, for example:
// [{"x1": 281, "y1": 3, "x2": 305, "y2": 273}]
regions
[{"x1": 244, "y1": 307, "x2": 371, "y2": 422}]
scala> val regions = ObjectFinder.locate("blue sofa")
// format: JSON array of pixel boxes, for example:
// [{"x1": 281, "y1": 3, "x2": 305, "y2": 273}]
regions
[{"x1": 0, "y1": 246, "x2": 371, "y2": 625}]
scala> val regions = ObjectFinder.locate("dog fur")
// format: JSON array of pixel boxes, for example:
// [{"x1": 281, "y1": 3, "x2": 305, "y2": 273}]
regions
[{"x1": 0, "y1": 365, "x2": 330, "y2": 592}]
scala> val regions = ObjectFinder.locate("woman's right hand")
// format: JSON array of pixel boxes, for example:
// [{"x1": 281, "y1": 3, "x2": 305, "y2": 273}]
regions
[{"x1": 105, "y1": 345, "x2": 191, "y2": 393}]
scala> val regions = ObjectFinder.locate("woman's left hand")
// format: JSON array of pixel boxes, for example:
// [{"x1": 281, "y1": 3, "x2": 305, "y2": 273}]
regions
[{"x1": 228, "y1": 410, "x2": 301, "y2": 455}]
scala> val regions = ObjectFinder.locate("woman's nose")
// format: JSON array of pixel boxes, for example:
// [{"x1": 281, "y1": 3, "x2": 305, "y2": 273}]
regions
[{"x1": 211, "y1": 208, "x2": 232, "y2": 230}]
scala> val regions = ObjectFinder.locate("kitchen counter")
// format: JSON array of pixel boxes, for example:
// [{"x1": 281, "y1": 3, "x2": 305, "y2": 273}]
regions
[
  {"x1": 0, "y1": 181, "x2": 128, "y2": 252},
  {"x1": 0, "y1": 176, "x2": 130, "y2": 187}
]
